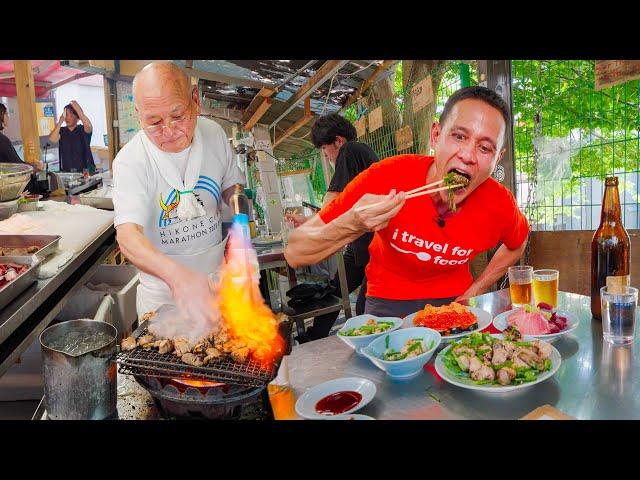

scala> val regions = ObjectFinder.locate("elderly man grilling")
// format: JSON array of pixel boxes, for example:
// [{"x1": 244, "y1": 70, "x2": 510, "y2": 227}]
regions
[{"x1": 112, "y1": 62, "x2": 245, "y2": 327}]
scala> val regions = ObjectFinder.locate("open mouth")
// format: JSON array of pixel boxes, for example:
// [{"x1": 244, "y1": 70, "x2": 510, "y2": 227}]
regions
[{"x1": 447, "y1": 168, "x2": 471, "y2": 186}]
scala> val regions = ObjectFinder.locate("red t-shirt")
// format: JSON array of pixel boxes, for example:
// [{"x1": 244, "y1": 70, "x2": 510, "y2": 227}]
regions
[{"x1": 319, "y1": 154, "x2": 529, "y2": 300}]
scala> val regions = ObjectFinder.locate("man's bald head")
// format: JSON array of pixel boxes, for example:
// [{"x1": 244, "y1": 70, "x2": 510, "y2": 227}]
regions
[
  {"x1": 133, "y1": 62, "x2": 200, "y2": 153},
  {"x1": 133, "y1": 62, "x2": 192, "y2": 106}
]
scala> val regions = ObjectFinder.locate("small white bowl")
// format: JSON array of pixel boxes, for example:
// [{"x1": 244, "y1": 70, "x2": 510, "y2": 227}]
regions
[
  {"x1": 315, "y1": 414, "x2": 375, "y2": 420},
  {"x1": 295, "y1": 377, "x2": 376, "y2": 419},
  {"x1": 336, "y1": 314, "x2": 403, "y2": 351}
]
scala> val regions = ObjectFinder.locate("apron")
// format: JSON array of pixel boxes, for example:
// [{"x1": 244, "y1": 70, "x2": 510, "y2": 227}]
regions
[
  {"x1": 136, "y1": 236, "x2": 228, "y2": 318},
  {"x1": 133, "y1": 119, "x2": 229, "y2": 319}
]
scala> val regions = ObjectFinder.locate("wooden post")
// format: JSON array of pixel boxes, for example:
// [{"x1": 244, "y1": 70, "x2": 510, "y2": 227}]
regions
[
  {"x1": 103, "y1": 76, "x2": 117, "y2": 169},
  {"x1": 13, "y1": 61, "x2": 42, "y2": 167}
]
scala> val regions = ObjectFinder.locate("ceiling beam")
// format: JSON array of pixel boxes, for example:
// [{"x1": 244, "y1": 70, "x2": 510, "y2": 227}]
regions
[
  {"x1": 184, "y1": 66, "x2": 273, "y2": 90},
  {"x1": 243, "y1": 97, "x2": 273, "y2": 131},
  {"x1": 241, "y1": 87, "x2": 276, "y2": 124},
  {"x1": 200, "y1": 106, "x2": 244, "y2": 123},
  {"x1": 274, "y1": 110, "x2": 315, "y2": 147},
  {"x1": 203, "y1": 92, "x2": 252, "y2": 105},
  {"x1": 269, "y1": 60, "x2": 349, "y2": 129},
  {"x1": 341, "y1": 60, "x2": 398, "y2": 110}
]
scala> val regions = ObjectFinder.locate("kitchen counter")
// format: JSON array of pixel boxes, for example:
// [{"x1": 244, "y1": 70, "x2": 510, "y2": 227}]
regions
[
  {"x1": 0, "y1": 218, "x2": 116, "y2": 378},
  {"x1": 285, "y1": 290, "x2": 640, "y2": 420}
]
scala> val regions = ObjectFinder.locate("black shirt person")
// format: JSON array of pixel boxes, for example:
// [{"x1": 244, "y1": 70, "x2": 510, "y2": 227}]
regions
[
  {"x1": 286, "y1": 113, "x2": 378, "y2": 342},
  {"x1": 0, "y1": 103, "x2": 45, "y2": 195},
  {"x1": 0, "y1": 103, "x2": 23, "y2": 164},
  {"x1": 48, "y1": 101, "x2": 95, "y2": 173}
]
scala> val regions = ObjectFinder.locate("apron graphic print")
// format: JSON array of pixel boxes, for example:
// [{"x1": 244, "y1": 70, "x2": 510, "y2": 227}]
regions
[{"x1": 158, "y1": 175, "x2": 221, "y2": 228}]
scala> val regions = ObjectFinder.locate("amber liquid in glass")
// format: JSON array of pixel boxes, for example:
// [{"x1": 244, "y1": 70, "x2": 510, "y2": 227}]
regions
[
  {"x1": 533, "y1": 277, "x2": 559, "y2": 308},
  {"x1": 591, "y1": 177, "x2": 630, "y2": 321},
  {"x1": 267, "y1": 384, "x2": 296, "y2": 420},
  {"x1": 509, "y1": 282, "x2": 532, "y2": 306}
]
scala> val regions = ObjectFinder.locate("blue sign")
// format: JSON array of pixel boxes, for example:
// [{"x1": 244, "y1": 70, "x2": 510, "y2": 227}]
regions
[{"x1": 43, "y1": 105, "x2": 54, "y2": 117}]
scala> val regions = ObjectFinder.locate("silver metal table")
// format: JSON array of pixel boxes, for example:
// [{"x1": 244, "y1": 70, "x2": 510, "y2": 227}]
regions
[{"x1": 286, "y1": 290, "x2": 640, "y2": 419}]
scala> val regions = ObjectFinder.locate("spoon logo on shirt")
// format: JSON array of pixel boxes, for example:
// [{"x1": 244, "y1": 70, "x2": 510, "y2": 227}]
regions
[{"x1": 390, "y1": 228, "x2": 474, "y2": 267}]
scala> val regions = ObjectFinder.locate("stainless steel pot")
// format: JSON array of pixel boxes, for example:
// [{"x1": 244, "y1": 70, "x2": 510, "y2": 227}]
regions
[
  {"x1": 0, "y1": 163, "x2": 33, "y2": 201},
  {"x1": 40, "y1": 320, "x2": 117, "y2": 420}
]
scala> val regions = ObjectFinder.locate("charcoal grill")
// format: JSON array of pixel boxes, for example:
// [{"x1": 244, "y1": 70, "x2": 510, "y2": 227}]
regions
[
  {"x1": 116, "y1": 329, "x2": 276, "y2": 388},
  {"x1": 135, "y1": 375, "x2": 265, "y2": 420}
]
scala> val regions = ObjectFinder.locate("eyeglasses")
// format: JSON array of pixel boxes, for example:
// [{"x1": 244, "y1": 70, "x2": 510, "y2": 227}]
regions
[{"x1": 143, "y1": 102, "x2": 194, "y2": 137}]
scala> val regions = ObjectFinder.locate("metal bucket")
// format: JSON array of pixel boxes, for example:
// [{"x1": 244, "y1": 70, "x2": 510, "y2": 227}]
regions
[{"x1": 40, "y1": 320, "x2": 117, "y2": 420}]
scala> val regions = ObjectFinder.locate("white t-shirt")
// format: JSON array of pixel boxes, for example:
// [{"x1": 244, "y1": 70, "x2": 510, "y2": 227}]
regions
[
  {"x1": 168, "y1": 144, "x2": 191, "y2": 179},
  {"x1": 112, "y1": 117, "x2": 244, "y2": 256}
]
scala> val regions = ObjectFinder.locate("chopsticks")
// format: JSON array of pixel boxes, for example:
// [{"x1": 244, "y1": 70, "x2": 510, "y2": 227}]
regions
[{"x1": 354, "y1": 179, "x2": 465, "y2": 212}]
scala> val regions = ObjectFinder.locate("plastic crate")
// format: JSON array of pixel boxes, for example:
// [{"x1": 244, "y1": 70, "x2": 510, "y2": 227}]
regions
[
  {"x1": 57, "y1": 264, "x2": 139, "y2": 341},
  {"x1": 87, "y1": 265, "x2": 139, "y2": 340}
]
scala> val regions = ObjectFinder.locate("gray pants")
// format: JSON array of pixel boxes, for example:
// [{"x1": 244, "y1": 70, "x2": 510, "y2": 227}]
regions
[{"x1": 364, "y1": 296, "x2": 457, "y2": 318}]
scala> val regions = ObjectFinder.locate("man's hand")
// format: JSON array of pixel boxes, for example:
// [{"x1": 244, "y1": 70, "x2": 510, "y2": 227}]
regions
[
  {"x1": 349, "y1": 189, "x2": 406, "y2": 232},
  {"x1": 169, "y1": 266, "x2": 219, "y2": 327},
  {"x1": 285, "y1": 212, "x2": 307, "y2": 228},
  {"x1": 57, "y1": 114, "x2": 65, "y2": 126}
]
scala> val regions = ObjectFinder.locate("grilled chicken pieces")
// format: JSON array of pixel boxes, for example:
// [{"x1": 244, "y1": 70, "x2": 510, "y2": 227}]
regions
[
  {"x1": 121, "y1": 336, "x2": 137, "y2": 351},
  {"x1": 173, "y1": 338, "x2": 193, "y2": 357},
  {"x1": 181, "y1": 353, "x2": 204, "y2": 367},
  {"x1": 121, "y1": 321, "x2": 255, "y2": 366}
]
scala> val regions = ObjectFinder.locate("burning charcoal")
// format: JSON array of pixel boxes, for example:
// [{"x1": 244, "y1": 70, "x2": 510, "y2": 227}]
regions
[
  {"x1": 230, "y1": 347, "x2": 250, "y2": 363},
  {"x1": 173, "y1": 338, "x2": 193, "y2": 357},
  {"x1": 137, "y1": 334, "x2": 156, "y2": 348},
  {"x1": 121, "y1": 336, "x2": 137, "y2": 351},
  {"x1": 181, "y1": 353, "x2": 204, "y2": 367},
  {"x1": 154, "y1": 339, "x2": 174, "y2": 355}
]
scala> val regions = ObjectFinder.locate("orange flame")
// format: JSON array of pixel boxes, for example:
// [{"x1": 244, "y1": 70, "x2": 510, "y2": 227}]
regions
[{"x1": 217, "y1": 226, "x2": 285, "y2": 367}]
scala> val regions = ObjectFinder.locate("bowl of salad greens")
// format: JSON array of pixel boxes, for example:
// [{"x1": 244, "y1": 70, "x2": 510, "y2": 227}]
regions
[
  {"x1": 337, "y1": 315, "x2": 403, "y2": 351},
  {"x1": 361, "y1": 327, "x2": 441, "y2": 379}
]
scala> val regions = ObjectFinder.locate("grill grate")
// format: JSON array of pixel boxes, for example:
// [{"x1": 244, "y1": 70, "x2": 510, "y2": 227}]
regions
[{"x1": 116, "y1": 330, "x2": 276, "y2": 388}]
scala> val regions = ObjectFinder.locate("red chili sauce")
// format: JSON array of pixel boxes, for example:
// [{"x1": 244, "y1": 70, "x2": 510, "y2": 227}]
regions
[{"x1": 315, "y1": 391, "x2": 362, "y2": 415}]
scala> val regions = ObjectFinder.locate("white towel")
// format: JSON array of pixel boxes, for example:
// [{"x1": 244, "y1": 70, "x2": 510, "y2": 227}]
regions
[
  {"x1": 38, "y1": 250, "x2": 74, "y2": 279},
  {"x1": 138, "y1": 124, "x2": 205, "y2": 221}
]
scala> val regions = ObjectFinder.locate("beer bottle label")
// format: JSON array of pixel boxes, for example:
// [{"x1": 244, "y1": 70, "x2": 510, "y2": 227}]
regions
[{"x1": 606, "y1": 275, "x2": 630, "y2": 294}]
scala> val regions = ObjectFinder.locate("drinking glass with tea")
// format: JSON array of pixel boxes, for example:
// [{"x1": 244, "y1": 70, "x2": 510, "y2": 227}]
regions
[
  {"x1": 508, "y1": 265, "x2": 533, "y2": 307},
  {"x1": 533, "y1": 269, "x2": 559, "y2": 309}
]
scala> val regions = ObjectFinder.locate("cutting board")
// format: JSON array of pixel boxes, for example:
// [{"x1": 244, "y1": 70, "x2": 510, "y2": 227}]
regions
[{"x1": 0, "y1": 206, "x2": 114, "y2": 253}]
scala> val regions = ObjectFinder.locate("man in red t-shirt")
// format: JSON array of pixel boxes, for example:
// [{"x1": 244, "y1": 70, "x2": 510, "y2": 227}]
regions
[{"x1": 284, "y1": 86, "x2": 529, "y2": 317}]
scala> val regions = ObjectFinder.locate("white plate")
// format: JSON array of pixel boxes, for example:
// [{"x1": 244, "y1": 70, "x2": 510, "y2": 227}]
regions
[
  {"x1": 492, "y1": 309, "x2": 579, "y2": 342},
  {"x1": 312, "y1": 414, "x2": 375, "y2": 420},
  {"x1": 295, "y1": 377, "x2": 376, "y2": 419},
  {"x1": 434, "y1": 334, "x2": 561, "y2": 393},
  {"x1": 404, "y1": 306, "x2": 492, "y2": 343}
]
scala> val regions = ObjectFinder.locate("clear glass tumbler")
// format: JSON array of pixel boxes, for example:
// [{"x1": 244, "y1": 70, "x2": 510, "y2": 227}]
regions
[
  {"x1": 508, "y1": 265, "x2": 533, "y2": 308},
  {"x1": 601, "y1": 286, "x2": 638, "y2": 345}
]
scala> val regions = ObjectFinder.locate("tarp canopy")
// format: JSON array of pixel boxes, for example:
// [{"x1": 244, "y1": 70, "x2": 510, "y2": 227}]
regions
[{"x1": 0, "y1": 60, "x2": 87, "y2": 98}]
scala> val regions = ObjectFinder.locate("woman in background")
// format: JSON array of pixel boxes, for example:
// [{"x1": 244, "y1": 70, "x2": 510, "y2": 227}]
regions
[{"x1": 0, "y1": 103, "x2": 24, "y2": 164}]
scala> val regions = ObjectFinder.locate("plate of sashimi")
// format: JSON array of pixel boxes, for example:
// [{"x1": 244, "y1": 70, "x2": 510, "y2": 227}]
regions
[{"x1": 492, "y1": 303, "x2": 579, "y2": 342}]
